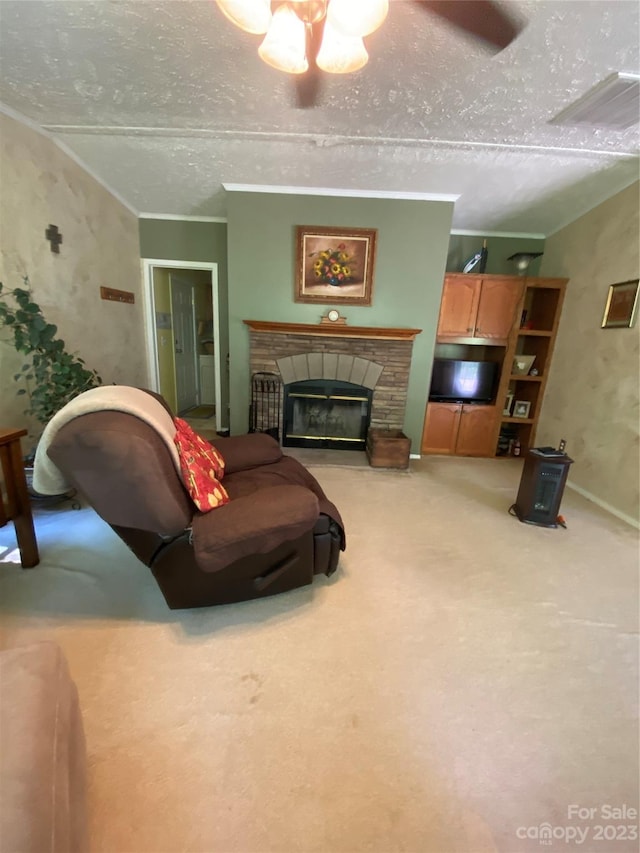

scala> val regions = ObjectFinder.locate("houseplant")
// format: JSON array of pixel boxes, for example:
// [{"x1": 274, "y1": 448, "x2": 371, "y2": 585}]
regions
[{"x1": 0, "y1": 276, "x2": 102, "y2": 494}]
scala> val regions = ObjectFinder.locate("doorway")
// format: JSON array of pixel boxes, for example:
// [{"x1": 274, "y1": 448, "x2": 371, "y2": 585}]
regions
[{"x1": 142, "y1": 259, "x2": 223, "y2": 431}]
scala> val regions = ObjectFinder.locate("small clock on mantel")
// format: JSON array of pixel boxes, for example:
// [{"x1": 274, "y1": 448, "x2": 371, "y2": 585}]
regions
[{"x1": 320, "y1": 309, "x2": 347, "y2": 325}]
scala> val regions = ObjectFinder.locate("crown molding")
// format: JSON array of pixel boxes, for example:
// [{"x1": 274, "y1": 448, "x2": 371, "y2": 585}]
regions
[
  {"x1": 0, "y1": 102, "x2": 138, "y2": 217},
  {"x1": 40, "y1": 125, "x2": 639, "y2": 159},
  {"x1": 139, "y1": 213, "x2": 227, "y2": 223},
  {"x1": 545, "y1": 175, "x2": 640, "y2": 237},
  {"x1": 223, "y1": 184, "x2": 459, "y2": 203},
  {"x1": 451, "y1": 229, "x2": 547, "y2": 239}
]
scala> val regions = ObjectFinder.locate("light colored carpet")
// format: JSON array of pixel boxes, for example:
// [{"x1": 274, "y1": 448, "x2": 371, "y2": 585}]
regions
[{"x1": 0, "y1": 457, "x2": 638, "y2": 853}]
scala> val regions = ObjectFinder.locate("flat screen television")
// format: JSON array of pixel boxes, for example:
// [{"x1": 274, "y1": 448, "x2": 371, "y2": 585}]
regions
[{"x1": 429, "y1": 358, "x2": 498, "y2": 404}]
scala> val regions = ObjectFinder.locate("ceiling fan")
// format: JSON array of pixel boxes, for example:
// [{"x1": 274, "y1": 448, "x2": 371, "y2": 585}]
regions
[{"x1": 216, "y1": 0, "x2": 523, "y2": 108}]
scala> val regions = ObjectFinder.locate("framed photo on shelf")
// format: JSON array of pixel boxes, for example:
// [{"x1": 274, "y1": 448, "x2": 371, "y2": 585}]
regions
[
  {"x1": 294, "y1": 225, "x2": 377, "y2": 306},
  {"x1": 601, "y1": 279, "x2": 639, "y2": 329},
  {"x1": 513, "y1": 400, "x2": 531, "y2": 419},
  {"x1": 503, "y1": 391, "x2": 514, "y2": 416}
]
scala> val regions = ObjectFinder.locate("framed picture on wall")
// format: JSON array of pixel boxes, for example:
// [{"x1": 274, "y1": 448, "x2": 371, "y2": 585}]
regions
[
  {"x1": 601, "y1": 279, "x2": 639, "y2": 328},
  {"x1": 294, "y1": 225, "x2": 377, "y2": 306}
]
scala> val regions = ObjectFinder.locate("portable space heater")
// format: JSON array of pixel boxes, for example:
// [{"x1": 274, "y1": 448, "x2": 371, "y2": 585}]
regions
[{"x1": 513, "y1": 449, "x2": 574, "y2": 528}]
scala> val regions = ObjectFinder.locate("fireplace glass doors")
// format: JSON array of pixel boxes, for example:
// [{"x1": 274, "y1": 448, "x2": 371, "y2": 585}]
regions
[{"x1": 283, "y1": 379, "x2": 373, "y2": 450}]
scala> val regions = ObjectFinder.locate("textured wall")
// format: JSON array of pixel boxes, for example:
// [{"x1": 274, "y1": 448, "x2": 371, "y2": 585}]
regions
[
  {"x1": 538, "y1": 183, "x2": 639, "y2": 524},
  {"x1": 0, "y1": 113, "x2": 146, "y2": 448}
]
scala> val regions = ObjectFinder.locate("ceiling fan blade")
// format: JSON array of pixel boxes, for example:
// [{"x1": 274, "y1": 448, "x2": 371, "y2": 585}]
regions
[
  {"x1": 416, "y1": 0, "x2": 522, "y2": 51},
  {"x1": 294, "y1": 20, "x2": 324, "y2": 109}
]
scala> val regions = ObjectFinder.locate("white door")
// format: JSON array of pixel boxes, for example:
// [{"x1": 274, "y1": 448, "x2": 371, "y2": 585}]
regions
[{"x1": 170, "y1": 274, "x2": 198, "y2": 413}]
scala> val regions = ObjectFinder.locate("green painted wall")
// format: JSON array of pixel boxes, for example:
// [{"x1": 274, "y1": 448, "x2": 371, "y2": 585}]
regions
[
  {"x1": 447, "y1": 235, "x2": 546, "y2": 275},
  {"x1": 139, "y1": 219, "x2": 227, "y2": 265},
  {"x1": 226, "y1": 192, "x2": 455, "y2": 450},
  {"x1": 139, "y1": 218, "x2": 229, "y2": 423}
]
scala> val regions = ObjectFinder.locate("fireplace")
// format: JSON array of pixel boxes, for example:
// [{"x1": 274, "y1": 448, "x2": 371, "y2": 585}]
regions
[
  {"x1": 283, "y1": 379, "x2": 373, "y2": 450},
  {"x1": 243, "y1": 320, "x2": 422, "y2": 444}
]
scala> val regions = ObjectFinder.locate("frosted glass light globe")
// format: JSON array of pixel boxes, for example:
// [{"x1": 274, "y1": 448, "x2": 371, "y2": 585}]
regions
[
  {"x1": 317, "y1": 21, "x2": 368, "y2": 73},
  {"x1": 258, "y1": 4, "x2": 309, "y2": 74},
  {"x1": 216, "y1": 0, "x2": 271, "y2": 35}
]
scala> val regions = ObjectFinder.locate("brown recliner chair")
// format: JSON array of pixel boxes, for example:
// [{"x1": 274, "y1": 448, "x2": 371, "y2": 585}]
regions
[{"x1": 40, "y1": 388, "x2": 345, "y2": 609}]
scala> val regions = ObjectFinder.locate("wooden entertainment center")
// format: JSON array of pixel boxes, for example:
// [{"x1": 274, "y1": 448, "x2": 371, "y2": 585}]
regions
[{"x1": 421, "y1": 273, "x2": 567, "y2": 458}]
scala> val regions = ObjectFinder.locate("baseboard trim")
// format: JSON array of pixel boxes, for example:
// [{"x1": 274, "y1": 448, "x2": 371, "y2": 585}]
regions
[{"x1": 566, "y1": 480, "x2": 639, "y2": 529}]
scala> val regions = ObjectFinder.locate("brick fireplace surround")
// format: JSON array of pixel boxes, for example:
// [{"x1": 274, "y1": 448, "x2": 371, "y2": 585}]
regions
[{"x1": 244, "y1": 321, "x2": 422, "y2": 436}]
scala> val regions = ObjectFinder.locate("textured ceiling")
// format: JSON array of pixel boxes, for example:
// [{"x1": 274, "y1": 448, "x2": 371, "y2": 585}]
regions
[{"x1": 0, "y1": 0, "x2": 638, "y2": 234}]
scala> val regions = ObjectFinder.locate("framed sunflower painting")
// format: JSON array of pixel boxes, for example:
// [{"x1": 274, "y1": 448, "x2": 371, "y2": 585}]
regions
[{"x1": 294, "y1": 226, "x2": 377, "y2": 306}]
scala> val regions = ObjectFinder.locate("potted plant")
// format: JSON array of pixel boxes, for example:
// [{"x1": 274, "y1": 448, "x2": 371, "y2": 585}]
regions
[{"x1": 0, "y1": 276, "x2": 102, "y2": 496}]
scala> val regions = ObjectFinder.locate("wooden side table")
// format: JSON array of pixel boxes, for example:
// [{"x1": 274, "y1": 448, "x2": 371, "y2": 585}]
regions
[{"x1": 0, "y1": 428, "x2": 39, "y2": 567}]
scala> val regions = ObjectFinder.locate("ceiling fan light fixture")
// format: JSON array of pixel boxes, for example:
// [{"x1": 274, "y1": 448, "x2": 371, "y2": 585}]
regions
[
  {"x1": 316, "y1": 20, "x2": 368, "y2": 73},
  {"x1": 258, "y1": 3, "x2": 309, "y2": 74},
  {"x1": 326, "y1": 0, "x2": 388, "y2": 38},
  {"x1": 216, "y1": 0, "x2": 271, "y2": 35},
  {"x1": 289, "y1": 0, "x2": 327, "y2": 25}
]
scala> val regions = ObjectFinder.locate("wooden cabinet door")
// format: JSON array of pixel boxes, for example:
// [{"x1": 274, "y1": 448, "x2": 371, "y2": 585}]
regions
[
  {"x1": 475, "y1": 278, "x2": 524, "y2": 339},
  {"x1": 421, "y1": 403, "x2": 461, "y2": 454},
  {"x1": 456, "y1": 405, "x2": 498, "y2": 456},
  {"x1": 437, "y1": 276, "x2": 481, "y2": 337}
]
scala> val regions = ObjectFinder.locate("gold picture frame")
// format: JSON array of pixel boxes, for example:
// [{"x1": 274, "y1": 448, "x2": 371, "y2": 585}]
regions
[
  {"x1": 601, "y1": 279, "x2": 639, "y2": 328},
  {"x1": 295, "y1": 226, "x2": 377, "y2": 306},
  {"x1": 513, "y1": 400, "x2": 531, "y2": 419}
]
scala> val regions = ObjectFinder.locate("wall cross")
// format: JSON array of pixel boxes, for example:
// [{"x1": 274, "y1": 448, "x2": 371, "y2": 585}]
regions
[{"x1": 45, "y1": 224, "x2": 63, "y2": 253}]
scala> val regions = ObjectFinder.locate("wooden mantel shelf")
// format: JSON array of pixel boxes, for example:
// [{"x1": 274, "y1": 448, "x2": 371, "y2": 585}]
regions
[{"x1": 243, "y1": 320, "x2": 422, "y2": 341}]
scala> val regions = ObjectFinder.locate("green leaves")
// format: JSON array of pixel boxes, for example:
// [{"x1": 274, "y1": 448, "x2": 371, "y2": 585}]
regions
[{"x1": 0, "y1": 277, "x2": 102, "y2": 425}]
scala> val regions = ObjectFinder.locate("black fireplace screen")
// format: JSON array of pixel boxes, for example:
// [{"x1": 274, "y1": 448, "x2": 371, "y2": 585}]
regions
[
  {"x1": 249, "y1": 372, "x2": 282, "y2": 440},
  {"x1": 283, "y1": 379, "x2": 372, "y2": 450}
]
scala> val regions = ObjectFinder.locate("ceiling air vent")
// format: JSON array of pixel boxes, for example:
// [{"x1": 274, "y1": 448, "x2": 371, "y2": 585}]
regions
[{"x1": 549, "y1": 72, "x2": 640, "y2": 130}]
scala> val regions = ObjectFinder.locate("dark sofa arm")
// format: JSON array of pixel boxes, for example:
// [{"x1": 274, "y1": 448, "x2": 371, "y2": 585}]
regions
[
  {"x1": 210, "y1": 433, "x2": 283, "y2": 474},
  {"x1": 192, "y1": 485, "x2": 318, "y2": 573}
]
